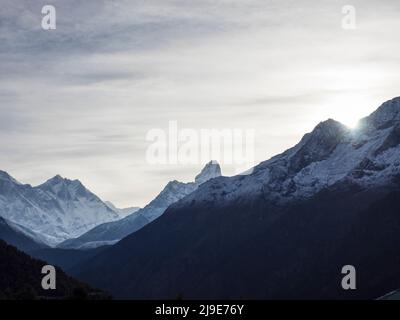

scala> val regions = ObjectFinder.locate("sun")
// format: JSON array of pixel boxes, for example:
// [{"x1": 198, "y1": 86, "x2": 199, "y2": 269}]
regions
[
  {"x1": 335, "y1": 111, "x2": 361, "y2": 129},
  {"x1": 322, "y1": 94, "x2": 374, "y2": 129}
]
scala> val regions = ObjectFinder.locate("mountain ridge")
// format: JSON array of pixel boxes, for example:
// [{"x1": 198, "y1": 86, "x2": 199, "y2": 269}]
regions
[
  {"x1": 59, "y1": 161, "x2": 222, "y2": 249},
  {"x1": 73, "y1": 97, "x2": 400, "y2": 299},
  {"x1": 0, "y1": 173, "x2": 124, "y2": 246}
]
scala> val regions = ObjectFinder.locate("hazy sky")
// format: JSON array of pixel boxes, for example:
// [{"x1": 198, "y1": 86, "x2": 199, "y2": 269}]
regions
[{"x1": 1, "y1": 0, "x2": 399, "y2": 207}]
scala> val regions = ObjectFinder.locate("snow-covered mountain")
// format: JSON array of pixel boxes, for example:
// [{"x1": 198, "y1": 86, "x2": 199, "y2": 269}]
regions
[
  {"x1": 0, "y1": 173, "x2": 124, "y2": 246},
  {"x1": 74, "y1": 97, "x2": 400, "y2": 299},
  {"x1": 177, "y1": 97, "x2": 400, "y2": 208},
  {"x1": 60, "y1": 161, "x2": 222, "y2": 249}
]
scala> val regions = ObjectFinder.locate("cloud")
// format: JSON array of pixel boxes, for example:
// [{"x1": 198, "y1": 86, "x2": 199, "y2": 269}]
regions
[{"x1": 1, "y1": 0, "x2": 400, "y2": 206}]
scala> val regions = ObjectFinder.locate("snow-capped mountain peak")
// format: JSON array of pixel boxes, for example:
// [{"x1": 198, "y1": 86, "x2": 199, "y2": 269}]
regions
[
  {"x1": 40, "y1": 175, "x2": 82, "y2": 188},
  {"x1": 144, "y1": 161, "x2": 222, "y2": 221},
  {"x1": 313, "y1": 118, "x2": 348, "y2": 135},
  {"x1": 45, "y1": 174, "x2": 64, "y2": 183},
  {"x1": 195, "y1": 161, "x2": 222, "y2": 184},
  {"x1": 177, "y1": 97, "x2": 400, "y2": 209},
  {"x1": 38, "y1": 175, "x2": 91, "y2": 199},
  {"x1": 0, "y1": 173, "x2": 123, "y2": 246},
  {"x1": 286, "y1": 119, "x2": 349, "y2": 174}
]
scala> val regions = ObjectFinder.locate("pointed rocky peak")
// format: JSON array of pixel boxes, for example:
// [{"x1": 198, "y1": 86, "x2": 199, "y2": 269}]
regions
[
  {"x1": 195, "y1": 161, "x2": 222, "y2": 185},
  {"x1": 363, "y1": 97, "x2": 400, "y2": 130},
  {"x1": 289, "y1": 119, "x2": 348, "y2": 173},
  {"x1": 39, "y1": 175, "x2": 89, "y2": 198},
  {"x1": 311, "y1": 119, "x2": 348, "y2": 138},
  {"x1": 40, "y1": 175, "x2": 68, "y2": 191},
  {"x1": 46, "y1": 174, "x2": 65, "y2": 185},
  {"x1": 42, "y1": 175, "x2": 83, "y2": 187},
  {"x1": 295, "y1": 119, "x2": 348, "y2": 153}
]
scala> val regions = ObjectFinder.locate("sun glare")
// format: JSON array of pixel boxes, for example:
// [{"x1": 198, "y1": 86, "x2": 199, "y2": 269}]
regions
[
  {"x1": 336, "y1": 113, "x2": 361, "y2": 129},
  {"x1": 322, "y1": 95, "x2": 375, "y2": 129}
]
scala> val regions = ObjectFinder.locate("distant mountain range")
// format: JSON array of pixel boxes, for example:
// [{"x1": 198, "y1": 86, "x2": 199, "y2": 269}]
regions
[
  {"x1": 73, "y1": 97, "x2": 400, "y2": 299},
  {"x1": 0, "y1": 161, "x2": 221, "y2": 250},
  {"x1": 0, "y1": 173, "x2": 135, "y2": 246},
  {"x1": 59, "y1": 161, "x2": 222, "y2": 249},
  {"x1": 1, "y1": 97, "x2": 400, "y2": 300}
]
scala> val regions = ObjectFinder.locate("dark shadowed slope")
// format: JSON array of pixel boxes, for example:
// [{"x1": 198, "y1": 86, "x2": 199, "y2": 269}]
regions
[
  {"x1": 29, "y1": 246, "x2": 110, "y2": 272},
  {"x1": 0, "y1": 216, "x2": 47, "y2": 252},
  {"x1": 0, "y1": 240, "x2": 107, "y2": 299},
  {"x1": 74, "y1": 179, "x2": 400, "y2": 299}
]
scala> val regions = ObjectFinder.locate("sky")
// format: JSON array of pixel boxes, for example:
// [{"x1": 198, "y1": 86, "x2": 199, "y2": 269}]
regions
[{"x1": 1, "y1": 0, "x2": 400, "y2": 207}]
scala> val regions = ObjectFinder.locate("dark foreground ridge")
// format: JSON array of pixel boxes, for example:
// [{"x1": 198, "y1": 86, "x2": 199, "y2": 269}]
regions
[{"x1": 0, "y1": 240, "x2": 109, "y2": 300}]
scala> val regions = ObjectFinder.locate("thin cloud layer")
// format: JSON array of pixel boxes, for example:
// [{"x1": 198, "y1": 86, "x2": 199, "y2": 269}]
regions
[{"x1": 1, "y1": 0, "x2": 399, "y2": 206}]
